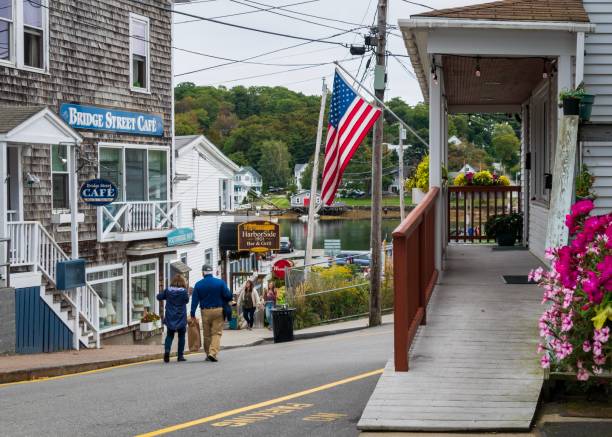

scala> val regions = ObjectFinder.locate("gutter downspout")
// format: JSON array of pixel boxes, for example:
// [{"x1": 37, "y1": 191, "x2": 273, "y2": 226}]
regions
[{"x1": 575, "y1": 31, "x2": 585, "y2": 88}]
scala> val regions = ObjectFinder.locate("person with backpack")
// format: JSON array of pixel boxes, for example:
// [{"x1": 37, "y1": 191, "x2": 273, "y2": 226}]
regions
[
  {"x1": 237, "y1": 279, "x2": 261, "y2": 330},
  {"x1": 190, "y1": 264, "x2": 232, "y2": 362},
  {"x1": 157, "y1": 274, "x2": 189, "y2": 363}
]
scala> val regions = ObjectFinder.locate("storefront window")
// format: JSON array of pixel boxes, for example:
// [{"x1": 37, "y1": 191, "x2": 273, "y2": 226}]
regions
[
  {"x1": 126, "y1": 149, "x2": 146, "y2": 201},
  {"x1": 99, "y1": 147, "x2": 124, "y2": 201},
  {"x1": 51, "y1": 144, "x2": 69, "y2": 210},
  {"x1": 130, "y1": 260, "x2": 157, "y2": 323},
  {"x1": 148, "y1": 150, "x2": 167, "y2": 201},
  {"x1": 87, "y1": 265, "x2": 125, "y2": 331}
]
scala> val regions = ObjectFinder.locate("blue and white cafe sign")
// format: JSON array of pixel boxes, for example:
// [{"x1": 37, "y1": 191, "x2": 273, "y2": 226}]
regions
[
  {"x1": 80, "y1": 179, "x2": 118, "y2": 206},
  {"x1": 60, "y1": 103, "x2": 163, "y2": 136}
]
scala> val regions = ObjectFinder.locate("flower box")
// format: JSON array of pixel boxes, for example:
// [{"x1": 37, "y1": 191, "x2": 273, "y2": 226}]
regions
[
  {"x1": 154, "y1": 319, "x2": 162, "y2": 329},
  {"x1": 140, "y1": 322, "x2": 156, "y2": 332}
]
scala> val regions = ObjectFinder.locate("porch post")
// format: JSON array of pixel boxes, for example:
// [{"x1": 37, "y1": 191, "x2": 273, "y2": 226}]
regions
[
  {"x1": 429, "y1": 60, "x2": 443, "y2": 271},
  {"x1": 575, "y1": 32, "x2": 585, "y2": 88},
  {"x1": 0, "y1": 142, "x2": 7, "y2": 268},
  {"x1": 69, "y1": 144, "x2": 79, "y2": 259}
]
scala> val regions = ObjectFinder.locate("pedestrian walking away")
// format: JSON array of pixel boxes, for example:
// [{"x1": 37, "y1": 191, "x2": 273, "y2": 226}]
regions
[
  {"x1": 264, "y1": 281, "x2": 278, "y2": 331},
  {"x1": 190, "y1": 264, "x2": 232, "y2": 362},
  {"x1": 157, "y1": 274, "x2": 190, "y2": 363},
  {"x1": 237, "y1": 279, "x2": 262, "y2": 330}
]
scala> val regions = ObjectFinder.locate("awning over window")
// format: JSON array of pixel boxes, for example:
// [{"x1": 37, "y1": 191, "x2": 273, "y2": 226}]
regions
[
  {"x1": 126, "y1": 238, "x2": 199, "y2": 256},
  {"x1": 219, "y1": 222, "x2": 239, "y2": 252}
]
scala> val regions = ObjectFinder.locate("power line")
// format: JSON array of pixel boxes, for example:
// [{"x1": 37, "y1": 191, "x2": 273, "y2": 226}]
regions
[
  {"x1": 174, "y1": 0, "x2": 320, "y2": 24},
  {"x1": 399, "y1": 0, "x2": 434, "y2": 10},
  {"x1": 175, "y1": 46, "x2": 327, "y2": 68}
]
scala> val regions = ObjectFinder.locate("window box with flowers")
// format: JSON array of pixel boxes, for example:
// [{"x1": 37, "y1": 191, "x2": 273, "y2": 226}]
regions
[
  {"x1": 140, "y1": 312, "x2": 161, "y2": 332},
  {"x1": 532, "y1": 200, "x2": 611, "y2": 382},
  {"x1": 453, "y1": 170, "x2": 510, "y2": 187}
]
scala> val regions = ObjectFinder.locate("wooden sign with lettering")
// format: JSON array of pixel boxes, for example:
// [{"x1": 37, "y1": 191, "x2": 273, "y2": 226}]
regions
[{"x1": 237, "y1": 221, "x2": 280, "y2": 253}]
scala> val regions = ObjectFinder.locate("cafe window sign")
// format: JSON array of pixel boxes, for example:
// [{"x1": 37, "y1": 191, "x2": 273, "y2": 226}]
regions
[
  {"x1": 237, "y1": 221, "x2": 280, "y2": 253},
  {"x1": 60, "y1": 103, "x2": 163, "y2": 136}
]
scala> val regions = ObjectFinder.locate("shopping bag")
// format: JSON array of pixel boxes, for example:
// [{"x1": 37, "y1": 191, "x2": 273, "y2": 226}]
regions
[{"x1": 187, "y1": 317, "x2": 201, "y2": 352}]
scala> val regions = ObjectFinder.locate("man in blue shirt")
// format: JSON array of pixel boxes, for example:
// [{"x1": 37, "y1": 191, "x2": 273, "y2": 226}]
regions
[{"x1": 190, "y1": 264, "x2": 232, "y2": 362}]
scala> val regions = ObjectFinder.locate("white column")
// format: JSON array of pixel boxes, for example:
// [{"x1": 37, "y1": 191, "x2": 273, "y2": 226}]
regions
[
  {"x1": 429, "y1": 62, "x2": 443, "y2": 271},
  {"x1": 558, "y1": 55, "x2": 572, "y2": 120},
  {"x1": 0, "y1": 142, "x2": 7, "y2": 276},
  {"x1": 69, "y1": 144, "x2": 79, "y2": 259},
  {"x1": 575, "y1": 32, "x2": 585, "y2": 88}
]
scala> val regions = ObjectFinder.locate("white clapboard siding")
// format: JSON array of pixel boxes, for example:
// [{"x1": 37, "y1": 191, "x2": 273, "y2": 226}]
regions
[
  {"x1": 584, "y1": 1, "x2": 612, "y2": 123},
  {"x1": 529, "y1": 203, "x2": 549, "y2": 263},
  {"x1": 175, "y1": 141, "x2": 238, "y2": 287},
  {"x1": 584, "y1": 141, "x2": 612, "y2": 214}
]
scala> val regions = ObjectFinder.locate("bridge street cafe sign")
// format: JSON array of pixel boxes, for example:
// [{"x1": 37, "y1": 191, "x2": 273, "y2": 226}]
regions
[
  {"x1": 237, "y1": 221, "x2": 280, "y2": 253},
  {"x1": 60, "y1": 103, "x2": 163, "y2": 136}
]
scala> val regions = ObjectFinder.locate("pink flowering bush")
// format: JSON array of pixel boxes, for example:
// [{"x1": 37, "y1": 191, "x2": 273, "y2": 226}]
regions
[{"x1": 532, "y1": 199, "x2": 612, "y2": 381}]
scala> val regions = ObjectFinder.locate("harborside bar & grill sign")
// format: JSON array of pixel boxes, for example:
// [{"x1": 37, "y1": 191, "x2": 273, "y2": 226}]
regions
[
  {"x1": 60, "y1": 103, "x2": 163, "y2": 136},
  {"x1": 237, "y1": 221, "x2": 280, "y2": 253}
]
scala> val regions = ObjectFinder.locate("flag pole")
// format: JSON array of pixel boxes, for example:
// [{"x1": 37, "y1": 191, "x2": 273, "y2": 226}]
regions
[
  {"x1": 304, "y1": 78, "x2": 327, "y2": 267},
  {"x1": 333, "y1": 61, "x2": 429, "y2": 148}
]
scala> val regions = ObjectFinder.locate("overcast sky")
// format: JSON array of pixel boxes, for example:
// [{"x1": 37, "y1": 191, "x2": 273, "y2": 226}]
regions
[{"x1": 172, "y1": 0, "x2": 483, "y2": 105}]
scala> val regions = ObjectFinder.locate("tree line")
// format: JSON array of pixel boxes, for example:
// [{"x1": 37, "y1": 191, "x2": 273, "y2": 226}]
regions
[{"x1": 174, "y1": 82, "x2": 521, "y2": 192}]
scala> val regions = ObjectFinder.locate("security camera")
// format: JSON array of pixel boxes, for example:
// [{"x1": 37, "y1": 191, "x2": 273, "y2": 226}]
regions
[{"x1": 26, "y1": 173, "x2": 40, "y2": 185}]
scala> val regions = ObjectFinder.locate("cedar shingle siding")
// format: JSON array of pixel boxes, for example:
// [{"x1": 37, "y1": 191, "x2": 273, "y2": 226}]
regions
[
  {"x1": 0, "y1": 0, "x2": 172, "y2": 265},
  {"x1": 416, "y1": 0, "x2": 590, "y2": 23}
]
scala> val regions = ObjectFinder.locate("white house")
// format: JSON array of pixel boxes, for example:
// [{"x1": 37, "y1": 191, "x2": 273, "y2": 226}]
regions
[
  {"x1": 294, "y1": 163, "x2": 308, "y2": 191},
  {"x1": 174, "y1": 135, "x2": 239, "y2": 288},
  {"x1": 234, "y1": 166, "x2": 263, "y2": 206},
  {"x1": 290, "y1": 190, "x2": 322, "y2": 208},
  {"x1": 448, "y1": 135, "x2": 463, "y2": 146}
]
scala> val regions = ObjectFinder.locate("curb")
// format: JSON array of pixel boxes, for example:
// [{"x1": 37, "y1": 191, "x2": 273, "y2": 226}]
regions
[{"x1": 0, "y1": 323, "x2": 391, "y2": 385}]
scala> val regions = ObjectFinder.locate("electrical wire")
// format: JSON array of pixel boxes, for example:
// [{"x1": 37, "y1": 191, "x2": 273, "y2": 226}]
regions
[{"x1": 399, "y1": 0, "x2": 434, "y2": 10}]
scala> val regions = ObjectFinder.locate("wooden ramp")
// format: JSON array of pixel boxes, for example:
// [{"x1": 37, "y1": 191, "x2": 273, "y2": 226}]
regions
[{"x1": 358, "y1": 245, "x2": 544, "y2": 432}]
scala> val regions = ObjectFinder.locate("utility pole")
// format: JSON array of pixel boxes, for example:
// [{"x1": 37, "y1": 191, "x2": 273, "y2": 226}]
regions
[
  {"x1": 369, "y1": 0, "x2": 387, "y2": 327},
  {"x1": 304, "y1": 78, "x2": 327, "y2": 267},
  {"x1": 398, "y1": 126, "x2": 406, "y2": 221}
]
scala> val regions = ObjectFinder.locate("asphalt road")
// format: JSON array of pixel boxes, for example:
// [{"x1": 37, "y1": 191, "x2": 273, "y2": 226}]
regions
[{"x1": 0, "y1": 325, "x2": 393, "y2": 437}]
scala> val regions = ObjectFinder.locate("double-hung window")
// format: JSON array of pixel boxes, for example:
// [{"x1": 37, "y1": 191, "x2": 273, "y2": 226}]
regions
[
  {"x1": 88, "y1": 265, "x2": 126, "y2": 332},
  {"x1": 129, "y1": 13, "x2": 149, "y2": 92},
  {"x1": 0, "y1": 1, "x2": 48, "y2": 70},
  {"x1": 129, "y1": 259, "x2": 158, "y2": 324},
  {"x1": 51, "y1": 144, "x2": 69, "y2": 210}
]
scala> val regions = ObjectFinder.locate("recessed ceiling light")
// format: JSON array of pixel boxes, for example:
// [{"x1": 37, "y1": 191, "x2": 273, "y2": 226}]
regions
[
  {"x1": 484, "y1": 81, "x2": 502, "y2": 86},
  {"x1": 481, "y1": 97, "x2": 496, "y2": 101}
]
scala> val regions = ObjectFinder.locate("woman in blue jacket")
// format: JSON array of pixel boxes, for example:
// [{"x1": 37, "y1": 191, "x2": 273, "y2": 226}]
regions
[{"x1": 157, "y1": 274, "x2": 189, "y2": 362}]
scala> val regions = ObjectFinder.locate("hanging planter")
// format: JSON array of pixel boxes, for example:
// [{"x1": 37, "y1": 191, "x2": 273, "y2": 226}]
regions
[
  {"x1": 560, "y1": 87, "x2": 585, "y2": 116},
  {"x1": 579, "y1": 94, "x2": 596, "y2": 122}
]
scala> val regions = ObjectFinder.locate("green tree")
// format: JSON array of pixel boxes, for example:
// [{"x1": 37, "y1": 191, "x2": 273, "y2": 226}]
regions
[
  {"x1": 491, "y1": 123, "x2": 521, "y2": 173},
  {"x1": 257, "y1": 140, "x2": 291, "y2": 189}
]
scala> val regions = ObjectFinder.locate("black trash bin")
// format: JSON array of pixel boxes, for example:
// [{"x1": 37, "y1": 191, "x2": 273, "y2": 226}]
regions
[{"x1": 272, "y1": 307, "x2": 295, "y2": 343}]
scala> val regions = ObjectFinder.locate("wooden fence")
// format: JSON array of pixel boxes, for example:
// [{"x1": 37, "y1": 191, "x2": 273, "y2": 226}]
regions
[
  {"x1": 392, "y1": 187, "x2": 439, "y2": 372},
  {"x1": 447, "y1": 186, "x2": 522, "y2": 243}
]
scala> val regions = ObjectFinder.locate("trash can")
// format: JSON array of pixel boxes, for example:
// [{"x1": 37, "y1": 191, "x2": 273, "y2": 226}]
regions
[
  {"x1": 272, "y1": 307, "x2": 295, "y2": 343},
  {"x1": 229, "y1": 303, "x2": 238, "y2": 330}
]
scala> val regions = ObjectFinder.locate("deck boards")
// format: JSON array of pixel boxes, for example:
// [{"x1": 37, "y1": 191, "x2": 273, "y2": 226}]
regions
[{"x1": 358, "y1": 245, "x2": 545, "y2": 432}]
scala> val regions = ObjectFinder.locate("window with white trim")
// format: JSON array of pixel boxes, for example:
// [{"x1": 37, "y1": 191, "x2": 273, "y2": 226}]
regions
[
  {"x1": 129, "y1": 259, "x2": 158, "y2": 323},
  {"x1": 129, "y1": 13, "x2": 149, "y2": 92},
  {"x1": 51, "y1": 144, "x2": 69, "y2": 210},
  {"x1": 87, "y1": 265, "x2": 126, "y2": 332},
  {"x1": 0, "y1": 0, "x2": 48, "y2": 70},
  {"x1": 204, "y1": 248, "x2": 213, "y2": 268}
]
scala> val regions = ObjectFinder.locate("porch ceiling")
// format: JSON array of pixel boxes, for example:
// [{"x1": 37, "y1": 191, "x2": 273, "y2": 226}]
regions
[{"x1": 442, "y1": 55, "x2": 546, "y2": 112}]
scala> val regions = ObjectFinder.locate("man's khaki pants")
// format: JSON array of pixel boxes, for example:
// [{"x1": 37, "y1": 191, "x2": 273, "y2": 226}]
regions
[{"x1": 201, "y1": 308, "x2": 224, "y2": 358}]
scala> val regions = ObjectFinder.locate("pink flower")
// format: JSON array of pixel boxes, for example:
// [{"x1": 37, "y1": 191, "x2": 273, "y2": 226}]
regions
[
  {"x1": 556, "y1": 342, "x2": 573, "y2": 360},
  {"x1": 577, "y1": 368, "x2": 590, "y2": 381},
  {"x1": 583, "y1": 271, "x2": 604, "y2": 304},
  {"x1": 594, "y1": 355, "x2": 606, "y2": 366},
  {"x1": 593, "y1": 341, "x2": 603, "y2": 357},
  {"x1": 537, "y1": 343, "x2": 546, "y2": 353},
  {"x1": 583, "y1": 340, "x2": 592, "y2": 352},
  {"x1": 593, "y1": 366, "x2": 603, "y2": 375},
  {"x1": 571, "y1": 199, "x2": 594, "y2": 217},
  {"x1": 540, "y1": 355, "x2": 550, "y2": 369},
  {"x1": 594, "y1": 327, "x2": 610, "y2": 344},
  {"x1": 561, "y1": 313, "x2": 573, "y2": 332}
]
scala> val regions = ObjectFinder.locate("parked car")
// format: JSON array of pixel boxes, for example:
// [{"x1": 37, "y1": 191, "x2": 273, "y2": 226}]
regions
[
  {"x1": 279, "y1": 236, "x2": 294, "y2": 253},
  {"x1": 333, "y1": 252, "x2": 371, "y2": 267}
]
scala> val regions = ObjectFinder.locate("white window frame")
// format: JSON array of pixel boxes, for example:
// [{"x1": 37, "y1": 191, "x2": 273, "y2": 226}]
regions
[
  {"x1": 204, "y1": 248, "x2": 213, "y2": 268},
  {"x1": 51, "y1": 144, "x2": 70, "y2": 212},
  {"x1": 0, "y1": 0, "x2": 15, "y2": 66},
  {"x1": 98, "y1": 143, "x2": 170, "y2": 203},
  {"x1": 0, "y1": 0, "x2": 50, "y2": 72},
  {"x1": 129, "y1": 258, "x2": 159, "y2": 325},
  {"x1": 87, "y1": 263, "x2": 128, "y2": 334},
  {"x1": 129, "y1": 13, "x2": 150, "y2": 94}
]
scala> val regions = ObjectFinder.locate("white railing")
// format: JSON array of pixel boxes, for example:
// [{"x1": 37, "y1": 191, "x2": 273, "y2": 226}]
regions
[
  {"x1": 7, "y1": 221, "x2": 101, "y2": 348},
  {"x1": 98, "y1": 200, "x2": 181, "y2": 241}
]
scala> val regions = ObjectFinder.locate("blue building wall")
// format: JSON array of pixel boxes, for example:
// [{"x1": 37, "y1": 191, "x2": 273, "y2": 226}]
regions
[{"x1": 15, "y1": 287, "x2": 73, "y2": 354}]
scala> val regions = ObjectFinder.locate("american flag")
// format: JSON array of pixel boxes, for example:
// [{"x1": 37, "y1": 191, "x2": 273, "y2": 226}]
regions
[{"x1": 321, "y1": 71, "x2": 381, "y2": 205}]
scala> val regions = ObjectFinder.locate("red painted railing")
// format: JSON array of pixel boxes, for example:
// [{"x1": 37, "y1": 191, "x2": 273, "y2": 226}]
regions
[
  {"x1": 448, "y1": 186, "x2": 522, "y2": 243},
  {"x1": 392, "y1": 187, "x2": 439, "y2": 372}
]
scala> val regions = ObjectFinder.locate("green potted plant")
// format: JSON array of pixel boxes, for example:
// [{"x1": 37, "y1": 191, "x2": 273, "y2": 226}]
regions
[
  {"x1": 484, "y1": 213, "x2": 523, "y2": 246},
  {"x1": 579, "y1": 93, "x2": 596, "y2": 122},
  {"x1": 559, "y1": 87, "x2": 586, "y2": 116},
  {"x1": 575, "y1": 164, "x2": 595, "y2": 200}
]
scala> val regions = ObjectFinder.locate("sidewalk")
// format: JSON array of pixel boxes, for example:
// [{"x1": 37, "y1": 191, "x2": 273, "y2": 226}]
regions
[{"x1": 0, "y1": 314, "x2": 393, "y2": 384}]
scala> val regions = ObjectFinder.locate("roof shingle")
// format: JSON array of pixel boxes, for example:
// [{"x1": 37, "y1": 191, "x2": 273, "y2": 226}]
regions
[
  {"x1": 414, "y1": 0, "x2": 590, "y2": 23},
  {"x1": 0, "y1": 106, "x2": 46, "y2": 134}
]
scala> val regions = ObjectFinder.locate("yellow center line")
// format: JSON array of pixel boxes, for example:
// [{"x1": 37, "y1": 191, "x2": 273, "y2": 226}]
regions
[{"x1": 134, "y1": 368, "x2": 384, "y2": 437}]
